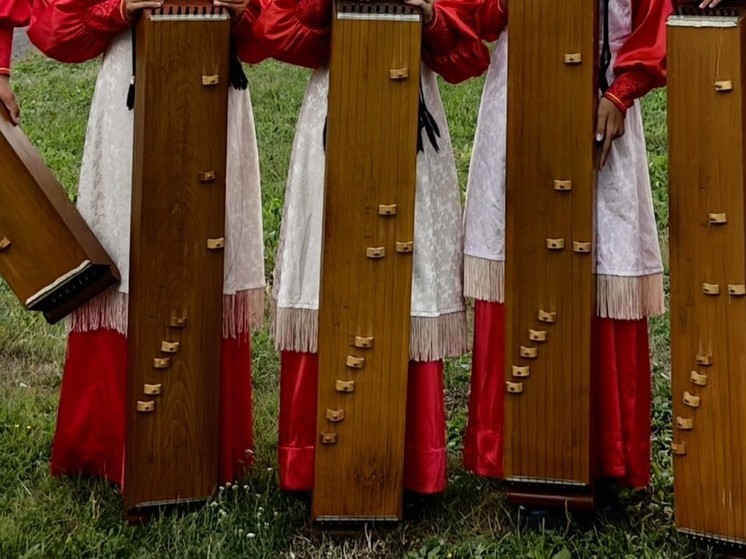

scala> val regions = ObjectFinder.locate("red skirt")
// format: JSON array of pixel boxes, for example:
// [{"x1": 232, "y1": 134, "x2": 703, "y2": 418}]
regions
[
  {"x1": 463, "y1": 300, "x2": 652, "y2": 488},
  {"x1": 50, "y1": 329, "x2": 255, "y2": 488},
  {"x1": 278, "y1": 351, "x2": 447, "y2": 494}
]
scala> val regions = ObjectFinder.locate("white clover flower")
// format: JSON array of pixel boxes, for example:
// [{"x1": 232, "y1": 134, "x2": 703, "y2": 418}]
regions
[{"x1": 247, "y1": 532, "x2": 256, "y2": 539}]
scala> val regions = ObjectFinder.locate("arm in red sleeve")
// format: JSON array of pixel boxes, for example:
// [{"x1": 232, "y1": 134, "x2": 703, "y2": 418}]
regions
[
  {"x1": 604, "y1": 0, "x2": 673, "y2": 113},
  {"x1": 27, "y1": 0, "x2": 129, "y2": 64},
  {"x1": 0, "y1": 0, "x2": 33, "y2": 71},
  {"x1": 246, "y1": 0, "x2": 331, "y2": 69},
  {"x1": 231, "y1": 0, "x2": 268, "y2": 64},
  {"x1": 421, "y1": 0, "x2": 491, "y2": 84},
  {"x1": 475, "y1": 0, "x2": 506, "y2": 43}
]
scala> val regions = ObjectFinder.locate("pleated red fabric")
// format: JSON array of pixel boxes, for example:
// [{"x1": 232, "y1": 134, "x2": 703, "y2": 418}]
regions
[
  {"x1": 50, "y1": 330, "x2": 255, "y2": 488},
  {"x1": 463, "y1": 300, "x2": 652, "y2": 488},
  {"x1": 278, "y1": 351, "x2": 447, "y2": 494}
]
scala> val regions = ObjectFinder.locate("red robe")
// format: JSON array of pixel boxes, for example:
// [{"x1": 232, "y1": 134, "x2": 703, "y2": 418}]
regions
[
  {"x1": 26, "y1": 0, "x2": 267, "y2": 488},
  {"x1": 251, "y1": 0, "x2": 488, "y2": 494},
  {"x1": 0, "y1": 0, "x2": 32, "y2": 71},
  {"x1": 463, "y1": 0, "x2": 669, "y2": 489}
]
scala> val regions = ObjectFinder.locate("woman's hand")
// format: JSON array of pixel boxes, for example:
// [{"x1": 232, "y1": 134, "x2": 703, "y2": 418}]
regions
[
  {"x1": 123, "y1": 0, "x2": 163, "y2": 22},
  {"x1": 595, "y1": 97, "x2": 625, "y2": 169},
  {"x1": 213, "y1": 0, "x2": 251, "y2": 22},
  {"x1": 699, "y1": 0, "x2": 723, "y2": 7},
  {"x1": 405, "y1": 0, "x2": 435, "y2": 25},
  {"x1": 0, "y1": 76, "x2": 20, "y2": 125}
]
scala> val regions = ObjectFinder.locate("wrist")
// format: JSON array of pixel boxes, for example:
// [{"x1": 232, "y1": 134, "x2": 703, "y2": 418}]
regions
[{"x1": 0, "y1": 69, "x2": 10, "y2": 79}]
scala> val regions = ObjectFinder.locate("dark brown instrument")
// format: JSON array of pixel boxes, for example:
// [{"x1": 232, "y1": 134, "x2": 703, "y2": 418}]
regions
[
  {"x1": 124, "y1": 2, "x2": 230, "y2": 511},
  {"x1": 313, "y1": 0, "x2": 422, "y2": 521},
  {"x1": 0, "y1": 109, "x2": 119, "y2": 323},
  {"x1": 502, "y1": 0, "x2": 598, "y2": 508}
]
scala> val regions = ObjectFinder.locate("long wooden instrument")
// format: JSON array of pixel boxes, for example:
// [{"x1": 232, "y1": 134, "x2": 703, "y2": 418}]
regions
[
  {"x1": 0, "y1": 109, "x2": 119, "y2": 323},
  {"x1": 124, "y1": 1, "x2": 229, "y2": 511},
  {"x1": 669, "y1": 1, "x2": 746, "y2": 548},
  {"x1": 313, "y1": 0, "x2": 422, "y2": 521},
  {"x1": 503, "y1": 0, "x2": 598, "y2": 507}
]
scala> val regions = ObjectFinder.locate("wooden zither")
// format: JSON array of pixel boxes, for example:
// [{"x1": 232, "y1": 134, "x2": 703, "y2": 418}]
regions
[
  {"x1": 503, "y1": 0, "x2": 598, "y2": 507},
  {"x1": 0, "y1": 109, "x2": 119, "y2": 323},
  {"x1": 124, "y1": 1, "x2": 229, "y2": 511},
  {"x1": 668, "y1": 1, "x2": 746, "y2": 548},
  {"x1": 313, "y1": 0, "x2": 421, "y2": 521}
]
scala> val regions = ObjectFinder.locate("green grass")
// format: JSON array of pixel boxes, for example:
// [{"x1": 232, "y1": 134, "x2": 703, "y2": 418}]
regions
[{"x1": 0, "y1": 53, "x2": 705, "y2": 558}]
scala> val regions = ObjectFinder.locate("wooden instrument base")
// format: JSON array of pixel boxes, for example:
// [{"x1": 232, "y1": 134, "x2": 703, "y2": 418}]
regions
[{"x1": 507, "y1": 486, "x2": 595, "y2": 512}]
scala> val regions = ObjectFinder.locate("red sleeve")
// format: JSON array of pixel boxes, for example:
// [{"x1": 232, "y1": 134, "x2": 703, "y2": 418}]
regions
[
  {"x1": 231, "y1": 0, "x2": 270, "y2": 64},
  {"x1": 604, "y1": 0, "x2": 673, "y2": 113},
  {"x1": 475, "y1": 0, "x2": 506, "y2": 43},
  {"x1": 246, "y1": 0, "x2": 331, "y2": 69},
  {"x1": 27, "y1": 0, "x2": 129, "y2": 64},
  {"x1": 0, "y1": 0, "x2": 33, "y2": 70},
  {"x1": 421, "y1": 0, "x2": 491, "y2": 84}
]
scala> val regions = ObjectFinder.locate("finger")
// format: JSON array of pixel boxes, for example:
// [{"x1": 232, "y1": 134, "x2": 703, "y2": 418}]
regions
[
  {"x1": 595, "y1": 110, "x2": 607, "y2": 144},
  {"x1": 404, "y1": 0, "x2": 428, "y2": 6},
  {"x1": 600, "y1": 132, "x2": 613, "y2": 169},
  {"x1": 1, "y1": 96, "x2": 19, "y2": 125}
]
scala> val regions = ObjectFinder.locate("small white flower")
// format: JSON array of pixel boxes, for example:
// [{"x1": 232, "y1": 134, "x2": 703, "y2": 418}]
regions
[
  {"x1": 258, "y1": 507, "x2": 264, "y2": 512},
  {"x1": 243, "y1": 485, "x2": 249, "y2": 491},
  {"x1": 219, "y1": 486, "x2": 225, "y2": 492},
  {"x1": 210, "y1": 501, "x2": 219, "y2": 508},
  {"x1": 273, "y1": 511, "x2": 279, "y2": 517},
  {"x1": 266, "y1": 467, "x2": 273, "y2": 472},
  {"x1": 219, "y1": 510, "x2": 227, "y2": 517},
  {"x1": 19, "y1": 382, "x2": 28, "y2": 388},
  {"x1": 226, "y1": 482, "x2": 232, "y2": 488},
  {"x1": 232, "y1": 485, "x2": 238, "y2": 491},
  {"x1": 247, "y1": 532, "x2": 256, "y2": 539}
]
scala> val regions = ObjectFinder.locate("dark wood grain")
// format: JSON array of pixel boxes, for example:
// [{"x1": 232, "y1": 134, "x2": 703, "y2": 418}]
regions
[
  {"x1": 312, "y1": 0, "x2": 421, "y2": 521},
  {"x1": 503, "y1": 0, "x2": 598, "y2": 494},
  {"x1": 0, "y1": 108, "x2": 119, "y2": 323},
  {"x1": 124, "y1": 5, "x2": 229, "y2": 511}
]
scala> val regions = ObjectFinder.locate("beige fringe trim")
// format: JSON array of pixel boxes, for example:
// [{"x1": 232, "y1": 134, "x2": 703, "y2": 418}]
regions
[
  {"x1": 596, "y1": 273, "x2": 665, "y2": 320},
  {"x1": 409, "y1": 310, "x2": 469, "y2": 362},
  {"x1": 270, "y1": 300, "x2": 319, "y2": 354},
  {"x1": 271, "y1": 299, "x2": 468, "y2": 361},
  {"x1": 464, "y1": 255, "x2": 504, "y2": 302},
  {"x1": 67, "y1": 287, "x2": 266, "y2": 338},
  {"x1": 67, "y1": 287, "x2": 129, "y2": 335}
]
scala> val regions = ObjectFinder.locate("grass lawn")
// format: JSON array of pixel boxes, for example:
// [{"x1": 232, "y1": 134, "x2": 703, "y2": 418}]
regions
[{"x1": 0, "y1": 52, "x2": 700, "y2": 558}]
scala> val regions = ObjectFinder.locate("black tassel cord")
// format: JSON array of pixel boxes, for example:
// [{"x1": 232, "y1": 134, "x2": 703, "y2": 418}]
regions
[
  {"x1": 323, "y1": 78, "x2": 441, "y2": 154},
  {"x1": 127, "y1": 27, "x2": 248, "y2": 110}
]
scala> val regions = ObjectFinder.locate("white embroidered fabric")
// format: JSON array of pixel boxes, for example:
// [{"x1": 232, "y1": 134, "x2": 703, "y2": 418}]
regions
[
  {"x1": 272, "y1": 66, "x2": 466, "y2": 319},
  {"x1": 76, "y1": 31, "x2": 266, "y2": 297},
  {"x1": 463, "y1": 0, "x2": 663, "y2": 280}
]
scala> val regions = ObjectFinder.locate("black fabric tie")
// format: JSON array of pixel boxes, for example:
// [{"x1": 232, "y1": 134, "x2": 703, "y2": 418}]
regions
[{"x1": 599, "y1": 0, "x2": 612, "y2": 94}]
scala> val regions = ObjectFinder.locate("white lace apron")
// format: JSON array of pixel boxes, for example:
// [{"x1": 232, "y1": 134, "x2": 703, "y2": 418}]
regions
[{"x1": 68, "y1": 31, "x2": 266, "y2": 337}]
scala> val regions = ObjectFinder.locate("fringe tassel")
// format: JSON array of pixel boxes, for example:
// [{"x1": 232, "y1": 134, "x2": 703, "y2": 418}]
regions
[
  {"x1": 67, "y1": 287, "x2": 266, "y2": 338},
  {"x1": 409, "y1": 310, "x2": 469, "y2": 362},
  {"x1": 222, "y1": 288, "x2": 266, "y2": 338},
  {"x1": 67, "y1": 288, "x2": 129, "y2": 335},
  {"x1": 464, "y1": 255, "x2": 504, "y2": 303},
  {"x1": 596, "y1": 273, "x2": 665, "y2": 320},
  {"x1": 270, "y1": 300, "x2": 319, "y2": 354},
  {"x1": 271, "y1": 299, "x2": 468, "y2": 361}
]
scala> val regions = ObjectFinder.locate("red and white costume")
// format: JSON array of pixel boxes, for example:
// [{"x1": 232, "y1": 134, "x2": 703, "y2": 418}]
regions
[
  {"x1": 26, "y1": 0, "x2": 267, "y2": 488},
  {"x1": 463, "y1": 0, "x2": 671, "y2": 488},
  {"x1": 249, "y1": 0, "x2": 489, "y2": 493}
]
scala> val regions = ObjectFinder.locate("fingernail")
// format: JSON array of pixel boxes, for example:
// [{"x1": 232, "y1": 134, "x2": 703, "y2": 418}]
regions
[{"x1": 595, "y1": 133, "x2": 603, "y2": 142}]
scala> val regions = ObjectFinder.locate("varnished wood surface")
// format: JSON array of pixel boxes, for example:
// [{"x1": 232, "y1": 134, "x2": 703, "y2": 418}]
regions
[
  {"x1": 312, "y1": 1, "x2": 421, "y2": 521},
  {"x1": 0, "y1": 109, "x2": 119, "y2": 322},
  {"x1": 124, "y1": 8, "x2": 229, "y2": 510},
  {"x1": 668, "y1": 13, "x2": 746, "y2": 546},
  {"x1": 503, "y1": 0, "x2": 598, "y2": 488}
]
